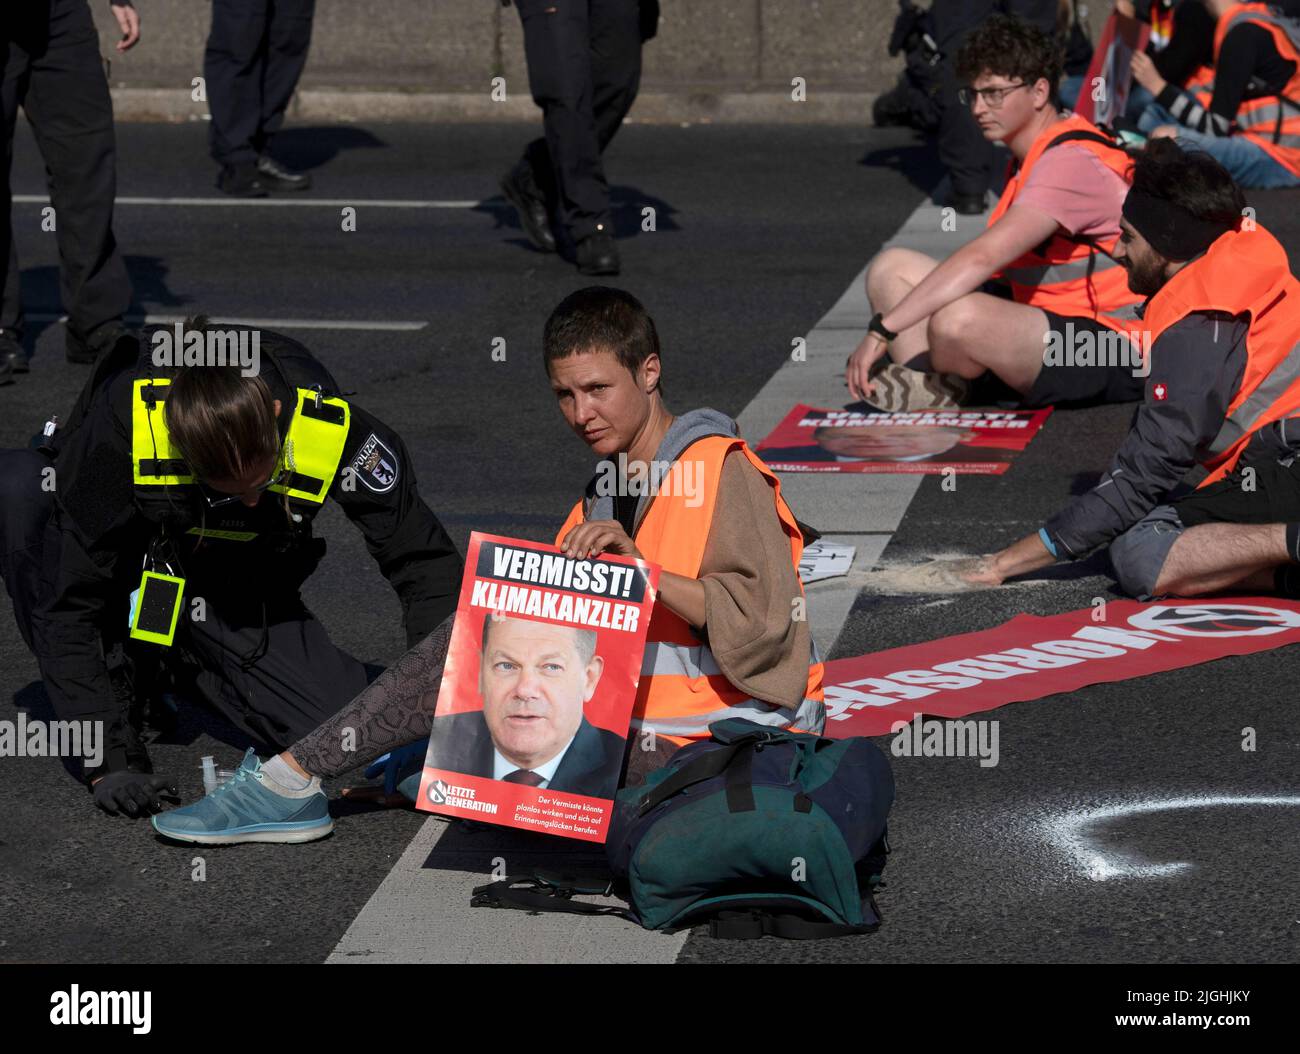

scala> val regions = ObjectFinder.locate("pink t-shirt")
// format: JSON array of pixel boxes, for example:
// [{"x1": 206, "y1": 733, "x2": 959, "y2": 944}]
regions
[{"x1": 1013, "y1": 144, "x2": 1128, "y2": 240}]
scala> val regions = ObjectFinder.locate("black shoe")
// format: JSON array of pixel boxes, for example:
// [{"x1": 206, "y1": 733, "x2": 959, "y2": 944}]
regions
[
  {"x1": 499, "y1": 164, "x2": 557, "y2": 253},
  {"x1": 256, "y1": 155, "x2": 312, "y2": 192},
  {"x1": 66, "y1": 321, "x2": 128, "y2": 365},
  {"x1": 0, "y1": 328, "x2": 21, "y2": 383},
  {"x1": 217, "y1": 162, "x2": 270, "y2": 198},
  {"x1": 575, "y1": 228, "x2": 620, "y2": 276},
  {"x1": 947, "y1": 192, "x2": 987, "y2": 216}
]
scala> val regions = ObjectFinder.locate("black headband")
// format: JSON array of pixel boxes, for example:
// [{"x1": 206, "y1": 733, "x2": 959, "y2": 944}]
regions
[{"x1": 1121, "y1": 186, "x2": 1235, "y2": 261}]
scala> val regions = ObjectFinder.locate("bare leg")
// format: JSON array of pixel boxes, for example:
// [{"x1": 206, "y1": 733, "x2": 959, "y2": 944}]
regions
[
  {"x1": 927, "y1": 294, "x2": 1051, "y2": 392},
  {"x1": 1154, "y1": 523, "x2": 1290, "y2": 596},
  {"x1": 864, "y1": 247, "x2": 941, "y2": 365}
]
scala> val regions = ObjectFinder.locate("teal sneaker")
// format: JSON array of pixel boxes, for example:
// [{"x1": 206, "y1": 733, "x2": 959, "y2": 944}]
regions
[{"x1": 152, "y1": 749, "x2": 333, "y2": 845}]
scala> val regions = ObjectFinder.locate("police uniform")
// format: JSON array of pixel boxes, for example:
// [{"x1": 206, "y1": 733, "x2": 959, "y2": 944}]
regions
[
  {"x1": 1, "y1": 0, "x2": 132, "y2": 364},
  {"x1": 203, "y1": 0, "x2": 315, "y2": 172},
  {"x1": 509, "y1": 0, "x2": 646, "y2": 244},
  {"x1": 0, "y1": 328, "x2": 462, "y2": 779}
]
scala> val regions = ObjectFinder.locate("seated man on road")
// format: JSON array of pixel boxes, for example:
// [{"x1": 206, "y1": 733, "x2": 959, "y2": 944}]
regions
[
  {"x1": 846, "y1": 15, "x2": 1146, "y2": 413},
  {"x1": 959, "y1": 140, "x2": 1300, "y2": 599},
  {"x1": 151, "y1": 286, "x2": 826, "y2": 844},
  {"x1": 1134, "y1": 0, "x2": 1300, "y2": 189}
]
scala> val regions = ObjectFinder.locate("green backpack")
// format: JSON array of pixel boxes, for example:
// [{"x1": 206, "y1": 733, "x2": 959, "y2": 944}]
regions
[{"x1": 473, "y1": 719, "x2": 895, "y2": 939}]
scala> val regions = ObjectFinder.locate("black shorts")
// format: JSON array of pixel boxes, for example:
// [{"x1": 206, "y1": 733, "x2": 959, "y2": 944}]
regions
[
  {"x1": 1023, "y1": 312, "x2": 1146, "y2": 409},
  {"x1": 1173, "y1": 457, "x2": 1300, "y2": 527}
]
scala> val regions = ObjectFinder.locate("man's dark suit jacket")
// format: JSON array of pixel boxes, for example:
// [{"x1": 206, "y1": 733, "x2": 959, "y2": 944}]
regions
[{"x1": 430, "y1": 710, "x2": 624, "y2": 797}]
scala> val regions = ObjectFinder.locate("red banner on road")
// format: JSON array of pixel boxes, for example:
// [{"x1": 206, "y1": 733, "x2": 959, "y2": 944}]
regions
[{"x1": 821, "y1": 599, "x2": 1300, "y2": 738}]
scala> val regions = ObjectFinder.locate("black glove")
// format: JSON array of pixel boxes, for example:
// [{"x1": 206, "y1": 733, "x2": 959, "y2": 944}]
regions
[{"x1": 91, "y1": 770, "x2": 179, "y2": 817}]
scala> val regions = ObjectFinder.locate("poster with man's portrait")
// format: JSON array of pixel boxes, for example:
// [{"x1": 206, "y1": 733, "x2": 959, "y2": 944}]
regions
[
  {"x1": 415, "y1": 533, "x2": 659, "y2": 843},
  {"x1": 755, "y1": 404, "x2": 1051, "y2": 475}
]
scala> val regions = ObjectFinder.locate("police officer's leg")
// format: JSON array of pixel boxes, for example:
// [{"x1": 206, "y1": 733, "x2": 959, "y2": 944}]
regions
[
  {"x1": 256, "y1": 0, "x2": 314, "y2": 158},
  {"x1": 516, "y1": 0, "x2": 608, "y2": 242},
  {"x1": 1, "y1": 12, "x2": 35, "y2": 361},
  {"x1": 22, "y1": 0, "x2": 131, "y2": 353},
  {"x1": 588, "y1": 0, "x2": 642, "y2": 156},
  {"x1": 0, "y1": 449, "x2": 56, "y2": 653},
  {"x1": 931, "y1": 0, "x2": 999, "y2": 206},
  {"x1": 204, "y1": 0, "x2": 271, "y2": 170},
  {"x1": 178, "y1": 588, "x2": 375, "y2": 752}
]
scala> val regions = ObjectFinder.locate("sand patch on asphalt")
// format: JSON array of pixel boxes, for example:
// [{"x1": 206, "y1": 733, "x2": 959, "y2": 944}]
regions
[{"x1": 860, "y1": 553, "x2": 1055, "y2": 595}]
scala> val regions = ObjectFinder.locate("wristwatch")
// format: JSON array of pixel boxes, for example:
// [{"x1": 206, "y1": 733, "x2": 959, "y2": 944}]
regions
[{"x1": 868, "y1": 312, "x2": 898, "y2": 342}]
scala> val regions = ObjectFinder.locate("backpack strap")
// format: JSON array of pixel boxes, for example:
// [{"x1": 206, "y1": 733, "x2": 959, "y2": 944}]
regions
[
  {"x1": 471, "y1": 875, "x2": 638, "y2": 923},
  {"x1": 1043, "y1": 128, "x2": 1128, "y2": 155},
  {"x1": 637, "y1": 732, "x2": 775, "y2": 815}
]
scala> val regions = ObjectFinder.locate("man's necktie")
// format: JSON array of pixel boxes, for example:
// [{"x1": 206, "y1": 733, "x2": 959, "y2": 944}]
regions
[{"x1": 502, "y1": 769, "x2": 545, "y2": 787}]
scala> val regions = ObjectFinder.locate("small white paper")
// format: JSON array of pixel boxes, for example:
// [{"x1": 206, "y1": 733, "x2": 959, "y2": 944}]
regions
[{"x1": 798, "y1": 540, "x2": 855, "y2": 584}]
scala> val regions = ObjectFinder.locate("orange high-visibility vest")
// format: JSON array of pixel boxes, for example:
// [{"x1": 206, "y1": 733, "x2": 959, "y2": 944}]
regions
[
  {"x1": 1196, "y1": 3, "x2": 1300, "y2": 176},
  {"x1": 988, "y1": 113, "x2": 1144, "y2": 335},
  {"x1": 1142, "y1": 222, "x2": 1300, "y2": 486},
  {"x1": 556, "y1": 435, "x2": 825, "y2": 747}
]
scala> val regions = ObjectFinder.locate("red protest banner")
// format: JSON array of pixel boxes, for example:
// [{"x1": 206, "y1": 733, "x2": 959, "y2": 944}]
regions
[
  {"x1": 821, "y1": 598, "x2": 1300, "y2": 738},
  {"x1": 755, "y1": 404, "x2": 1051, "y2": 475},
  {"x1": 415, "y1": 532, "x2": 660, "y2": 842},
  {"x1": 1074, "y1": 11, "x2": 1151, "y2": 125}
]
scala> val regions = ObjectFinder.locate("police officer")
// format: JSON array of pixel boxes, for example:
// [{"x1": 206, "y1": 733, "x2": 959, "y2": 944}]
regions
[
  {"x1": 0, "y1": 321, "x2": 462, "y2": 815},
  {"x1": 204, "y1": 0, "x2": 316, "y2": 197},
  {"x1": 1, "y1": 1, "x2": 137, "y2": 378},
  {"x1": 932, "y1": 1, "x2": 1060, "y2": 214},
  {"x1": 498, "y1": 0, "x2": 658, "y2": 276}
]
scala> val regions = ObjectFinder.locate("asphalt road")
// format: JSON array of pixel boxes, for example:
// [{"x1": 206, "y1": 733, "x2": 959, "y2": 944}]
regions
[{"x1": 2, "y1": 118, "x2": 1298, "y2": 964}]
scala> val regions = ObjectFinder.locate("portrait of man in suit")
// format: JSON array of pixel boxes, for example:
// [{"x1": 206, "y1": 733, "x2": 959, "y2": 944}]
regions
[{"x1": 430, "y1": 613, "x2": 625, "y2": 797}]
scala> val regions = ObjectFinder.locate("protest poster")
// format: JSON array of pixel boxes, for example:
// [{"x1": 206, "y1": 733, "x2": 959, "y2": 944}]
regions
[
  {"x1": 415, "y1": 532, "x2": 659, "y2": 843},
  {"x1": 1074, "y1": 11, "x2": 1151, "y2": 126},
  {"x1": 755, "y1": 404, "x2": 1051, "y2": 475}
]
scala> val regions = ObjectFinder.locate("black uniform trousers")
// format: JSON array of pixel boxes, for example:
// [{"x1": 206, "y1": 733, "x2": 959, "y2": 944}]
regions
[
  {"x1": 932, "y1": 0, "x2": 1059, "y2": 200},
  {"x1": 204, "y1": 0, "x2": 316, "y2": 167},
  {"x1": 0, "y1": 448, "x2": 374, "y2": 756},
  {"x1": 1, "y1": 0, "x2": 131, "y2": 345},
  {"x1": 513, "y1": 0, "x2": 642, "y2": 241}
]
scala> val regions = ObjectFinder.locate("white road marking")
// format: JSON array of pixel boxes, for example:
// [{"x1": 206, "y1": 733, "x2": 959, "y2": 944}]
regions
[
  {"x1": 1040, "y1": 794, "x2": 1300, "y2": 881},
  {"x1": 326, "y1": 197, "x2": 992, "y2": 964},
  {"x1": 12, "y1": 194, "x2": 492, "y2": 209},
  {"x1": 25, "y1": 313, "x2": 427, "y2": 332}
]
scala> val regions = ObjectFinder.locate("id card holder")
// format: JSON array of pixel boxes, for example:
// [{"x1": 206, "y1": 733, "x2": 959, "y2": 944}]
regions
[{"x1": 129, "y1": 570, "x2": 186, "y2": 646}]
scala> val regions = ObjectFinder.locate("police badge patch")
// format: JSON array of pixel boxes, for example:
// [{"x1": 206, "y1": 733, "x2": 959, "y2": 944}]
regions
[{"x1": 351, "y1": 433, "x2": 399, "y2": 493}]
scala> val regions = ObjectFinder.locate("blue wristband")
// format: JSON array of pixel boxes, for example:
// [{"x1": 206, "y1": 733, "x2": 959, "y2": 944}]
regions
[{"x1": 1038, "y1": 527, "x2": 1058, "y2": 559}]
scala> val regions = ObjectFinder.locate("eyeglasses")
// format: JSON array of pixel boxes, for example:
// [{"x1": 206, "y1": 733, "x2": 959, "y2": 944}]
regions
[
  {"x1": 200, "y1": 465, "x2": 288, "y2": 508},
  {"x1": 958, "y1": 82, "x2": 1030, "y2": 109}
]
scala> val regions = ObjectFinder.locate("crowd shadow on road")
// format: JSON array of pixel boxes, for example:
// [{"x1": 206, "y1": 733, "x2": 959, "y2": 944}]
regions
[
  {"x1": 474, "y1": 184, "x2": 681, "y2": 256},
  {"x1": 17, "y1": 255, "x2": 193, "y2": 365},
  {"x1": 263, "y1": 126, "x2": 388, "y2": 172}
]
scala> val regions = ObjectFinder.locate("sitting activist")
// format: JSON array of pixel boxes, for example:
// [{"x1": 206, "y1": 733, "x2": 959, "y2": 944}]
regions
[
  {"x1": 150, "y1": 286, "x2": 826, "y2": 844},
  {"x1": 0, "y1": 322, "x2": 462, "y2": 818},
  {"x1": 958, "y1": 139, "x2": 1300, "y2": 599},
  {"x1": 846, "y1": 14, "x2": 1145, "y2": 413},
  {"x1": 1133, "y1": 0, "x2": 1300, "y2": 189}
]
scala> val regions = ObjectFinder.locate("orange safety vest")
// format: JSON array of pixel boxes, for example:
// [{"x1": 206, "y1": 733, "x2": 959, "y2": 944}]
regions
[
  {"x1": 1196, "y1": 3, "x2": 1300, "y2": 176},
  {"x1": 988, "y1": 113, "x2": 1144, "y2": 335},
  {"x1": 556, "y1": 434, "x2": 825, "y2": 747},
  {"x1": 1142, "y1": 222, "x2": 1300, "y2": 487}
]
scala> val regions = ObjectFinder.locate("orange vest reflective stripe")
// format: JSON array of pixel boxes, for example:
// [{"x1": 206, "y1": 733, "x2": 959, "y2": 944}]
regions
[
  {"x1": 556, "y1": 435, "x2": 825, "y2": 746},
  {"x1": 1197, "y1": 3, "x2": 1300, "y2": 176},
  {"x1": 988, "y1": 114, "x2": 1143, "y2": 334},
  {"x1": 1142, "y1": 222, "x2": 1300, "y2": 487}
]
